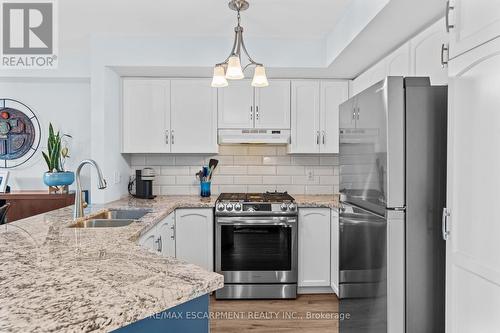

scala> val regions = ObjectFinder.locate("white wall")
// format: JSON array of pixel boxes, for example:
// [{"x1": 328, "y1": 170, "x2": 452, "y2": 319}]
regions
[{"x1": 0, "y1": 78, "x2": 91, "y2": 191}]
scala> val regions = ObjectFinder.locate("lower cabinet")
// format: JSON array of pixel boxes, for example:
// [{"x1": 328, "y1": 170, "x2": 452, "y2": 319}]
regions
[
  {"x1": 330, "y1": 209, "x2": 339, "y2": 295},
  {"x1": 138, "y1": 209, "x2": 213, "y2": 272},
  {"x1": 175, "y1": 209, "x2": 214, "y2": 272},
  {"x1": 157, "y1": 212, "x2": 176, "y2": 258},
  {"x1": 298, "y1": 208, "x2": 331, "y2": 287}
]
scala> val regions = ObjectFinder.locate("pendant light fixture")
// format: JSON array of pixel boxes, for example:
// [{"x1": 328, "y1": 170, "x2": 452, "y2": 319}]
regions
[{"x1": 211, "y1": 0, "x2": 269, "y2": 88}]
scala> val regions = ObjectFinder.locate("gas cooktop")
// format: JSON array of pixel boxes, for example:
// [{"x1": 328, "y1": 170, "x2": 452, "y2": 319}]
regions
[
  {"x1": 215, "y1": 191, "x2": 297, "y2": 215},
  {"x1": 217, "y1": 191, "x2": 295, "y2": 203}
]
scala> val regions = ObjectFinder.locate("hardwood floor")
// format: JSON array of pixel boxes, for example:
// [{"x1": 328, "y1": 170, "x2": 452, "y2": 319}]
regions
[{"x1": 210, "y1": 294, "x2": 339, "y2": 333}]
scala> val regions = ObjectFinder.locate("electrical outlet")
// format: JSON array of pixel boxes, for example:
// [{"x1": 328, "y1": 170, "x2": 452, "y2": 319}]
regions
[
  {"x1": 307, "y1": 169, "x2": 314, "y2": 181},
  {"x1": 114, "y1": 171, "x2": 121, "y2": 184}
]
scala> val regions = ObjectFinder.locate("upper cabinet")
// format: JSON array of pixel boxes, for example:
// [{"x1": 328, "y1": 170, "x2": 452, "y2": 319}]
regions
[
  {"x1": 122, "y1": 78, "x2": 218, "y2": 154},
  {"x1": 122, "y1": 79, "x2": 170, "y2": 153},
  {"x1": 351, "y1": 17, "x2": 449, "y2": 97},
  {"x1": 170, "y1": 79, "x2": 218, "y2": 154},
  {"x1": 289, "y1": 80, "x2": 348, "y2": 154},
  {"x1": 447, "y1": 0, "x2": 500, "y2": 59},
  {"x1": 410, "y1": 18, "x2": 448, "y2": 85},
  {"x1": 351, "y1": 43, "x2": 410, "y2": 97},
  {"x1": 218, "y1": 80, "x2": 291, "y2": 129},
  {"x1": 217, "y1": 80, "x2": 254, "y2": 129},
  {"x1": 254, "y1": 80, "x2": 291, "y2": 129}
]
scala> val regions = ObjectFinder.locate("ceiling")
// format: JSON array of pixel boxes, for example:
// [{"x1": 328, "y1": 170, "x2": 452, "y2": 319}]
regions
[{"x1": 61, "y1": 0, "x2": 352, "y2": 40}]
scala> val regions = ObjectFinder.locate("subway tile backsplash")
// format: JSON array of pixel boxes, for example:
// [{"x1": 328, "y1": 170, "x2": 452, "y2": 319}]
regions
[{"x1": 130, "y1": 145, "x2": 340, "y2": 196}]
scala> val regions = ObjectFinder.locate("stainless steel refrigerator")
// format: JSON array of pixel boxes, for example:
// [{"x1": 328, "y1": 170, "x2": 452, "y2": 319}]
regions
[{"x1": 338, "y1": 77, "x2": 447, "y2": 333}]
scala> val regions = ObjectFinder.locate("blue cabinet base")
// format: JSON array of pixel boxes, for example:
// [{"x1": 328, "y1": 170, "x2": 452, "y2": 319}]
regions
[{"x1": 113, "y1": 294, "x2": 209, "y2": 333}]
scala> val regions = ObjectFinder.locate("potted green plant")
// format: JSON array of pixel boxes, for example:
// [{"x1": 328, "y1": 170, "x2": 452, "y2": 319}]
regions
[{"x1": 42, "y1": 123, "x2": 74, "y2": 190}]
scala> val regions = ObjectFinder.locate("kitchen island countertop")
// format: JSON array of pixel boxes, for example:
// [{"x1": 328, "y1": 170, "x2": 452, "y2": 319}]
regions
[{"x1": 0, "y1": 195, "x2": 221, "y2": 333}]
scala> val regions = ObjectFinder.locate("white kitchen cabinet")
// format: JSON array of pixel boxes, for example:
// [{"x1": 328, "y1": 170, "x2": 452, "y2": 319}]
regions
[
  {"x1": 351, "y1": 42, "x2": 410, "y2": 97},
  {"x1": 156, "y1": 212, "x2": 176, "y2": 258},
  {"x1": 448, "y1": 0, "x2": 500, "y2": 59},
  {"x1": 290, "y1": 80, "x2": 320, "y2": 154},
  {"x1": 122, "y1": 78, "x2": 217, "y2": 154},
  {"x1": 175, "y1": 209, "x2": 214, "y2": 271},
  {"x1": 410, "y1": 18, "x2": 448, "y2": 85},
  {"x1": 218, "y1": 80, "x2": 291, "y2": 130},
  {"x1": 122, "y1": 78, "x2": 170, "y2": 153},
  {"x1": 255, "y1": 80, "x2": 291, "y2": 129},
  {"x1": 138, "y1": 224, "x2": 159, "y2": 253},
  {"x1": 171, "y1": 79, "x2": 218, "y2": 154},
  {"x1": 330, "y1": 209, "x2": 339, "y2": 295},
  {"x1": 298, "y1": 208, "x2": 331, "y2": 287},
  {"x1": 320, "y1": 81, "x2": 348, "y2": 153},
  {"x1": 218, "y1": 80, "x2": 254, "y2": 129},
  {"x1": 445, "y1": 37, "x2": 500, "y2": 333},
  {"x1": 290, "y1": 80, "x2": 348, "y2": 154}
]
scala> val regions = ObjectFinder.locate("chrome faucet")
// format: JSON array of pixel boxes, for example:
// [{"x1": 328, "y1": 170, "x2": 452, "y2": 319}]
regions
[{"x1": 73, "y1": 159, "x2": 107, "y2": 220}]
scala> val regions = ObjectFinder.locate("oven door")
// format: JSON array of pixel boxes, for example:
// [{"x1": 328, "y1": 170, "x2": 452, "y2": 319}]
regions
[{"x1": 215, "y1": 216, "x2": 298, "y2": 284}]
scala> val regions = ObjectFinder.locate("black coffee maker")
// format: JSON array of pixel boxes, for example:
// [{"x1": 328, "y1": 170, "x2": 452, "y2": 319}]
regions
[{"x1": 129, "y1": 168, "x2": 156, "y2": 199}]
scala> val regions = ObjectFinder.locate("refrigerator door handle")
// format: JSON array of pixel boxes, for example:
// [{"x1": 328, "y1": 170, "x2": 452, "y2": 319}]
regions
[{"x1": 442, "y1": 207, "x2": 450, "y2": 240}]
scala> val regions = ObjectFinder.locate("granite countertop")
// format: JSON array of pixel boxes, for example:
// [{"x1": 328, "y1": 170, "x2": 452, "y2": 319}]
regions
[
  {"x1": 0, "y1": 194, "x2": 339, "y2": 333},
  {"x1": 0, "y1": 196, "x2": 221, "y2": 333},
  {"x1": 294, "y1": 194, "x2": 340, "y2": 209}
]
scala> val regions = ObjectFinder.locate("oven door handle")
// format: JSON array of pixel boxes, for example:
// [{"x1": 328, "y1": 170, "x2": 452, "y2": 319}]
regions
[
  {"x1": 218, "y1": 221, "x2": 294, "y2": 227},
  {"x1": 217, "y1": 217, "x2": 297, "y2": 225}
]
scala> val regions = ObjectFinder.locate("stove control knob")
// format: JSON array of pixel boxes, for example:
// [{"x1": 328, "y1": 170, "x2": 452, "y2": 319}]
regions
[
  {"x1": 226, "y1": 203, "x2": 234, "y2": 211},
  {"x1": 234, "y1": 203, "x2": 242, "y2": 211},
  {"x1": 280, "y1": 203, "x2": 288, "y2": 211},
  {"x1": 217, "y1": 203, "x2": 225, "y2": 211},
  {"x1": 288, "y1": 203, "x2": 297, "y2": 211}
]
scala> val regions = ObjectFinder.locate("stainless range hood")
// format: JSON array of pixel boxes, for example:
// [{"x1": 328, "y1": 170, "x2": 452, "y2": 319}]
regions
[{"x1": 218, "y1": 129, "x2": 290, "y2": 144}]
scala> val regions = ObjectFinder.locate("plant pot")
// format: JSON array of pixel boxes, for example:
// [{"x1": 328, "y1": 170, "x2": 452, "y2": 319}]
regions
[{"x1": 43, "y1": 171, "x2": 75, "y2": 187}]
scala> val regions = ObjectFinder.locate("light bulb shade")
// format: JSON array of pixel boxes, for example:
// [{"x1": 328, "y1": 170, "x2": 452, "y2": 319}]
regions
[
  {"x1": 251, "y1": 65, "x2": 269, "y2": 87},
  {"x1": 226, "y1": 56, "x2": 245, "y2": 79},
  {"x1": 211, "y1": 65, "x2": 228, "y2": 87}
]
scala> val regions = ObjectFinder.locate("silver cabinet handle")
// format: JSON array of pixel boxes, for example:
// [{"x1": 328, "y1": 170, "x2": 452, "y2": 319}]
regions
[
  {"x1": 322, "y1": 131, "x2": 326, "y2": 145},
  {"x1": 446, "y1": 1, "x2": 455, "y2": 32},
  {"x1": 442, "y1": 208, "x2": 450, "y2": 240},
  {"x1": 441, "y1": 43, "x2": 449, "y2": 68},
  {"x1": 250, "y1": 106, "x2": 253, "y2": 120},
  {"x1": 165, "y1": 130, "x2": 169, "y2": 144},
  {"x1": 352, "y1": 109, "x2": 356, "y2": 120},
  {"x1": 356, "y1": 107, "x2": 360, "y2": 120},
  {"x1": 171, "y1": 130, "x2": 174, "y2": 144},
  {"x1": 316, "y1": 131, "x2": 320, "y2": 145},
  {"x1": 170, "y1": 225, "x2": 175, "y2": 240},
  {"x1": 155, "y1": 236, "x2": 163, "y2": 252},
  {"x1": 255, "y1": 105, "x2": 259, "y2": 121}
]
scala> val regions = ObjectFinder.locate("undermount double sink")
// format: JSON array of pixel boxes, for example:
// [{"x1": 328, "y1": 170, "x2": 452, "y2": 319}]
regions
[{"x1": 70, "y1": 208, "x2": 152, "y2": 228}]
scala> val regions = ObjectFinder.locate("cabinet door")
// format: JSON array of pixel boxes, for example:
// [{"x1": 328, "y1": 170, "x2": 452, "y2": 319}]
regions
[
  {"x1": 122, "y1": 79, "x2": 170, "y2": 153},
  {"x1": 289, "y1": 80, "x2": 320, "y2": 154},
  {"x1": 175, "y1": 209, "x2": 214, "y2": 271},
  {"x1": 320, "y1": 81, "x2": 349, "y2": 154},
  {"x1": 330, "y1": 209, "x2": 339, "y2": 295},
  {"x1": 254, "y1": 80, "x2": 291, "y2": 129},
  {"x1": 445, "y1": 38, "x2": 500, "y2": 333},
  {"x1": 385, "y1": 42, "x2": 411, "y2": 77},
  {"x1": 138, "y1": 224, "x2": 159, "y2": 253},
  {"x1": 157, "y1": 212, "x2": 176, "y2": 257},
  {"x1": 449, "y1": 0, "x2": 500, "y2": 58},
  {"x1": 410, "y1": 18, "x2": 448, "y2": 85},
  {"x1": 218, "y1": 80, "x2": 254, "y2": 129},
  {"x1": 298, "y1": 208, "x2": 331, "y2": 287},
  {"x1": 171, "y1": 79, "x2": 218, "y2": 153}
]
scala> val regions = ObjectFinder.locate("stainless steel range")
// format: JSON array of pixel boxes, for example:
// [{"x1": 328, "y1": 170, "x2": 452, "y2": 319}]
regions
[{"x1": 214, "y1": 192, "x2": 298, "y2": 299}]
